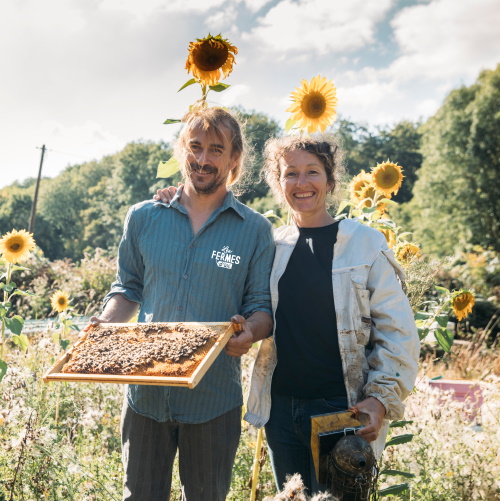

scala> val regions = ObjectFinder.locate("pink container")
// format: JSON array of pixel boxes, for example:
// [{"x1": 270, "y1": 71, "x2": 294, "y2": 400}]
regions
[{"x1": 428, "y1": 379, "x2": 484, "y2": 421}]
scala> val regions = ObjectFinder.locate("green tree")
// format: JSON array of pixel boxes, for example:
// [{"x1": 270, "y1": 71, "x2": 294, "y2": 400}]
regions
[{"x1": 407, "y1": 64, "x2": 500, "y2": 256}]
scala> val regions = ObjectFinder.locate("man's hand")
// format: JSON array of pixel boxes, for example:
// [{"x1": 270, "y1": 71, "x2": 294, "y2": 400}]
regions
[
  {"x1": 154, "y1": 183, "x2": 183, "y2": 204},
  {"x1": 225, "y1": 315, "x2": 254, "y2": 357},
  {"x1": 353, "y1": 397, "x2": 386, "y2": 443}
]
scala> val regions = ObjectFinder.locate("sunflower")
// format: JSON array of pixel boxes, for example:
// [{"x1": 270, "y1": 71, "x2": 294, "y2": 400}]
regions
[
  {"x1": 286, "y1": 75, "x2": 338, "y2": 134},
  {"x1": 185, "y1": 34, "x2": 238, "y2": 86},
  {"x1": 0, "y1": 229, "x2": 36, "y2": 264},
  {"x1": 379, "y1": 228, "x2": 396, "y2": 248},
  {"x1": 451, "y1": 290, "x2": 475, "y2": 321},
  {"x1": 394, "y1": 242, "x2": 421, "y2": 262},
  {"x1": 349, "y1": 170, "x2": 373, "y2": 202},
  {"x1": 51, "y1": 291, "x2": 70, "y2": 313},
  {"x1": 357, "y1": 185, "x2": 388, "y2": 213},
  {"x1": 371, "y1": 161, "x2": 404, "y2": 198}
]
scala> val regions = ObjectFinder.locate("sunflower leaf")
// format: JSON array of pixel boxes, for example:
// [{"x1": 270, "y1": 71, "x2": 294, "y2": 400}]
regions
[
  {"x1": 70, "y1": 324, "x2": 80, "y2": 332},
  {"x1": 157, "y1": 158, "x2": 181, "y2": 179},
  {"x1": 178, "y1": 78, "x2": 197, "y2": 92},
  {"x1": 285, "y1": 118, "x2": 297, "y2": 132},
  {"x1": 209, "y1": 83, "x2": 230, "y2": 92},
  {"x1": 385, "y1": 434, "x2": 414, "y2": 448},
  {"x1": 163, "y1": 118, "x2": 182, "y2": 125},
  {"x1": 389, "y1": 420, "x2": 413, "y2": 428},
  {"x1": 336, "y1": 200, "x2": 354, "y2": 215},
  {"x1": 0, "y1": 360, "x2": 7, "y2": 382},
  {"x1": 434, "y1": 285, "x2": 449, "y2": 295},
  {"x1": 436, "y1": 314, "x2": 449, "y2": 327},
  {"x1": 11, "y1": 264, "x2": 30, "y2": 271},
  {"x1": 12, "y1": 289, "x2": 36, "y2": 297},
  {"x1": 435, "y1": 328, "x2": 454, "y2": 352},
  {"x1": 379, "y1": 469, "x2": 415, "y2": 479},
  {"x1": 4, "y1": 315, "x2": 24, "y2": 335},
  {"x1": 60, "y1": 339, "x2": 70, "y2": 351},
  {"x1": 11, "y1": 334, "x2": 29, "y2": 352},
  {"x1": 379, "y1": 483, "x2": 410, "y2": 496}
]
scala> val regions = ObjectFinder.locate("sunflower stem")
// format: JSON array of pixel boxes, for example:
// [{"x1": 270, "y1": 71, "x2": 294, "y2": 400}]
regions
[{"x1": 1, "y1": 263, "x2": 13, "y2": 360}]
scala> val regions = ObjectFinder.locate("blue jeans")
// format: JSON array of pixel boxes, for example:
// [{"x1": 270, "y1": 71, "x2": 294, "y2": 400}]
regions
[{"x1": 265, "y1": 392, "x2": 348, "y2": 495}]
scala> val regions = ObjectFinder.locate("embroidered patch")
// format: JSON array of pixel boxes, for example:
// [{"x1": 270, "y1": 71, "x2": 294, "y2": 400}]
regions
[{"x1": 210, "y1": 246, "x2": 241, "y2": 270}]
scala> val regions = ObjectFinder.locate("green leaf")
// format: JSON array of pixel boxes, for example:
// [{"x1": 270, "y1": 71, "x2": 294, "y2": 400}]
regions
[
  {"x1": 0, "y1": 304, "x2": 6, "y2": 320},
  {"x1": 157, "y1": 157, "x2": 181, "y2": 179},
  {"x1": 208, "y1": 83, "x2": 230, "y2": 92},
  {"x1": 415, "y1": 311, "x2": 432, "y2": 320},
  {"x1": 12, "y1": 334, "x2": 29, "y2": 352},
  {"x1": 389, "y1": 420, "x2": 414, "y2": 428},
  {"x1": 0, "y1": 360, "x2": 7, "y2": 382},
  {"x1": 163, "y1": 118, "x2": 182, "y2": 125},
  {"x1": 379, "y1": 469, "x2": 415, "y2": 479},
  {"x1": 178, "y1": 78, "x2": 197, "y2": 92},
  {"x1": 60, "y1": 339, "x2": 70, "y2": 351},
  {"x1": 336, "y1": 200, "x2": 354, "y2": 215},
  {"x1": 3, "y1": 283, "x2": 15, "y2": 293},
  {"x1": 436, "y1": 315, "x2": 449, "y2": 327},
  {"x1": 379, "y1": 483, "x2": 410, "y2": 496},
  {"x1": 385, "y1": 434, "x2": 414, "y2": 448},
  {"x1": 285, "y1": 118, "x2": 297, "y2": 132},
  {"x1": 52, "y1": 332, "x2": 59, "y2": 344},
  {"x1": 12, "y1": 289, "x2": 36, "y2": 297},
  {"x1": 361, "y1": 206, "x2": 378, "y2": 214},
  {"x1": 70, "y1": 324, "x2": 80, "y2": 332},
  {"x1": 434, "y1": 285, "x2": 449, "y2": 295},
  {"x1": 4, "y1": 315, "x2": 24, "y2": 335},
  {"x1": 435, "y1": 328, "x2": 454, "y2": 352},
  {"x1": 417, "y1": 327, "x2": 429, "y2": 340}
]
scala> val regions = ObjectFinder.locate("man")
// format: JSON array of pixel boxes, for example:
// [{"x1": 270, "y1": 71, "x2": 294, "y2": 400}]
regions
[{"x1": 91, "y1": 106, "x2": 274, "y2": 500}]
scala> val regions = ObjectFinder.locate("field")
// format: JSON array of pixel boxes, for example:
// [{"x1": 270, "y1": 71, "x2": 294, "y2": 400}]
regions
[{"x1": 1, "y1": 332, "x2": 499, "y2": 501}]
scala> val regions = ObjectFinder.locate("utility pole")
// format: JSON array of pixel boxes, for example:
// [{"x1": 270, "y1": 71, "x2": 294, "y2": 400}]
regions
[{"x1": 28, "y1": 144, "x2": 46, "y2": 235}]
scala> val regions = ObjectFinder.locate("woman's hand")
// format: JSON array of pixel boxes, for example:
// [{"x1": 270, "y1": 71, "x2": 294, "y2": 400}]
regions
[
  {"x1": 154, "y1": 183, "x2": 183, "y2": 203},
  {"x1": 353, "y1": 397, "x2": 386, "y2": 443}
]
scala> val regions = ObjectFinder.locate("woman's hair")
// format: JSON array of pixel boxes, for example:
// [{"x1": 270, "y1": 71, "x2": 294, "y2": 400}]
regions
[
  {"x1": 174, "y1": 106, "x2": 249, "y2": 186},
  {"x1": 262, "y1": 134, "x2": 345, "y2": 206}
]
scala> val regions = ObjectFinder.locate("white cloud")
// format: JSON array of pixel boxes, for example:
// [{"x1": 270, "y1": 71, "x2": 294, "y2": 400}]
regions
[
  {"x1": 244, "y1": 0, "x2": 394, "y2": 54},
  {"x1": 206, "y1": 5, "x2": 238, "y2": 31},
  {"x1": 98, "y1": 0, "x2": 227, "y2": 17},
  {"x1": 242, "y1": 0, "x2": 273, "y2": 12},
  {"x1": 389, "y1": 0, "x2": 500, "y2": 81}
]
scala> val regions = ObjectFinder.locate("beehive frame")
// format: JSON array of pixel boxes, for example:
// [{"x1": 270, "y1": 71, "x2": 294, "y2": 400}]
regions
[{"x1": 43, "y1": 322, "x2": 235, "y2": 388}]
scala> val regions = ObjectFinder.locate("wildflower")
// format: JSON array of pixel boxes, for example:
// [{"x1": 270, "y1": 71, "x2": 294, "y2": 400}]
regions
[
  {"x1": 349, "y1": 170, "x2": 372, "y2": 202},
  {"x1": 371, "y1": 161, "x2": 404, "y2": 198},
  {"x1": 51, "y1": 291, "x2": 70, "y2": 313},
  {"x1": 0, "y1": 229, "x2": 35, "y2": 264},
  {"x1": 185, "y1": 34, "x2": 238, "y2": 86},
  {"x1": 287, "y1": 75, "x2": 338, "y2": 134},
  {"x1": 451, "y1": 290, "x2": 475, "y2": 321},
  {"x1": 394, "y1": 242, "x2": 421, "y2": 262}
]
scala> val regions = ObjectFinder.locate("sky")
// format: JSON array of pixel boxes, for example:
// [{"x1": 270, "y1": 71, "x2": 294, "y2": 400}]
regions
[{"x1": 1, "y1": 0, "x2": 499, "y2": 188}]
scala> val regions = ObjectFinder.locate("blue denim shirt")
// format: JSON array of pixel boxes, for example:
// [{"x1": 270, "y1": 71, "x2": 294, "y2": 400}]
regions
[{"x1": 104, "y1": 189, "x2": 274, "y2": 423}]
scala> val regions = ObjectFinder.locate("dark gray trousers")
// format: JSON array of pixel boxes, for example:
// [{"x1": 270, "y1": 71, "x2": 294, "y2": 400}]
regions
[{"x1": 121, "y1": 401, "x2": 241, "y2": 501}]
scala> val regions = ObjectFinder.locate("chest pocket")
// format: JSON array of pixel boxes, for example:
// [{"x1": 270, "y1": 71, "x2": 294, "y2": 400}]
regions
[{"x1": 351, "y1": 274, "x2": 371, "y2": 345}]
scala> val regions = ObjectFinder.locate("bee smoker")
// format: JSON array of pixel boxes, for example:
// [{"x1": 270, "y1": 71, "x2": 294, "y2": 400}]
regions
[{"x1": 327, "y1": 433, "x2": 378, "y2": 501}]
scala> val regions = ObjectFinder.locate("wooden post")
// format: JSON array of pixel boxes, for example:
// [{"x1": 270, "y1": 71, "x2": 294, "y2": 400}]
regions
[{"x1": 28, "y1": 144, "x2": 46, "y2": 235}]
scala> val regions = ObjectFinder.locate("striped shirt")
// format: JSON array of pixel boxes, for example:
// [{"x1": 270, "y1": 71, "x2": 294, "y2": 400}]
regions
[{"x1": 104, "y1": 189, "x2": 274, "y2": 423}]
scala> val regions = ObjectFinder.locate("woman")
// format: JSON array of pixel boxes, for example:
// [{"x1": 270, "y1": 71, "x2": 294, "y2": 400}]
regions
[
  {"x1": 243, "y1": 134, "x2": 420, "y2": 495},
  {"x1": 155, "y1": 134, "x2": 420, "y2": 496}
]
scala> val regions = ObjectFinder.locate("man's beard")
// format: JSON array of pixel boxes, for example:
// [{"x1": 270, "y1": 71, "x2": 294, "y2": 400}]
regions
[{"x1": 188, "y1": 162, "x2": 226, "y2": 195}]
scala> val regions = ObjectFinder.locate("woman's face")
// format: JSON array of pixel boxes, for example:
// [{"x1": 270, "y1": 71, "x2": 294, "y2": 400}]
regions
[{"x1": 279, "y1": 149, "x2": 332, "y2": 221}]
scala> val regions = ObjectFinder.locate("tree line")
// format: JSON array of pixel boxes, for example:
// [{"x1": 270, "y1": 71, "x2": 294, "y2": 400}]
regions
[{"x1": 1, "y1": 64, "x2": 499, "y2": 262}]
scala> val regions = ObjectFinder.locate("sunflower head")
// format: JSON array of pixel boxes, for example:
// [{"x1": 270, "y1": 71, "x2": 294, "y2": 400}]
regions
[
  {"x1": 185, "y1": 34, "x2": 238, "y2": 87},
  {"x1": 286, "y1": 75, "x2": 338, "y2": 134},
  {"x1": 379, "y1": 228, "x2": 396, "y2": 248},
  {"x1": 451, "y1": 290, "x2": 475, "y2": 321},
  {"x1": 0, "y1": 229, "x2": 36, "y2": 264},
  {"x1": 394, "y1": 242, "x2": 421, "y2": 263},
  {"x1": 51, "y1": 291, "x2": 70, "y2": 313},
  {"x1": 371, "y1": 161, "x2": 404, "y2": 198},
  {"x1": 349, "y1": 170, "x2": 373, "y2": 202},
  {"x1": 357, "y1": 185, "x2": 388, "y2": 213}
]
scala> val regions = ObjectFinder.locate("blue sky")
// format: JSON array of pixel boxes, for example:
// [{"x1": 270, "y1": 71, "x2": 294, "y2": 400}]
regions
[{"x1": 1, "y1": 0, "x2": 499, "y2": 188}]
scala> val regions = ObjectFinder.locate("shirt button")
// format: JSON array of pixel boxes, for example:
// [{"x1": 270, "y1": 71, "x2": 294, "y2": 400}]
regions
[
  {"x1": 178, "y1": 306, "x2": 183, "y2": 311},
  {"x1": 183, "y1": 275, "x2": 188, "y2": 279}
]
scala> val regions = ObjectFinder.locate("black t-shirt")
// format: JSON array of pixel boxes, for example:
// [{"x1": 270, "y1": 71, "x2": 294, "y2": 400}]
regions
[{"x1": 271, "y1": 222, "x2": 347, "y2": 399}]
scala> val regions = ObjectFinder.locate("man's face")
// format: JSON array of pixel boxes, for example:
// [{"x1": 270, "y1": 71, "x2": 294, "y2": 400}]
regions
[{"x1": 183, "y1": 124, "x2": 238, "y2": 195}]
